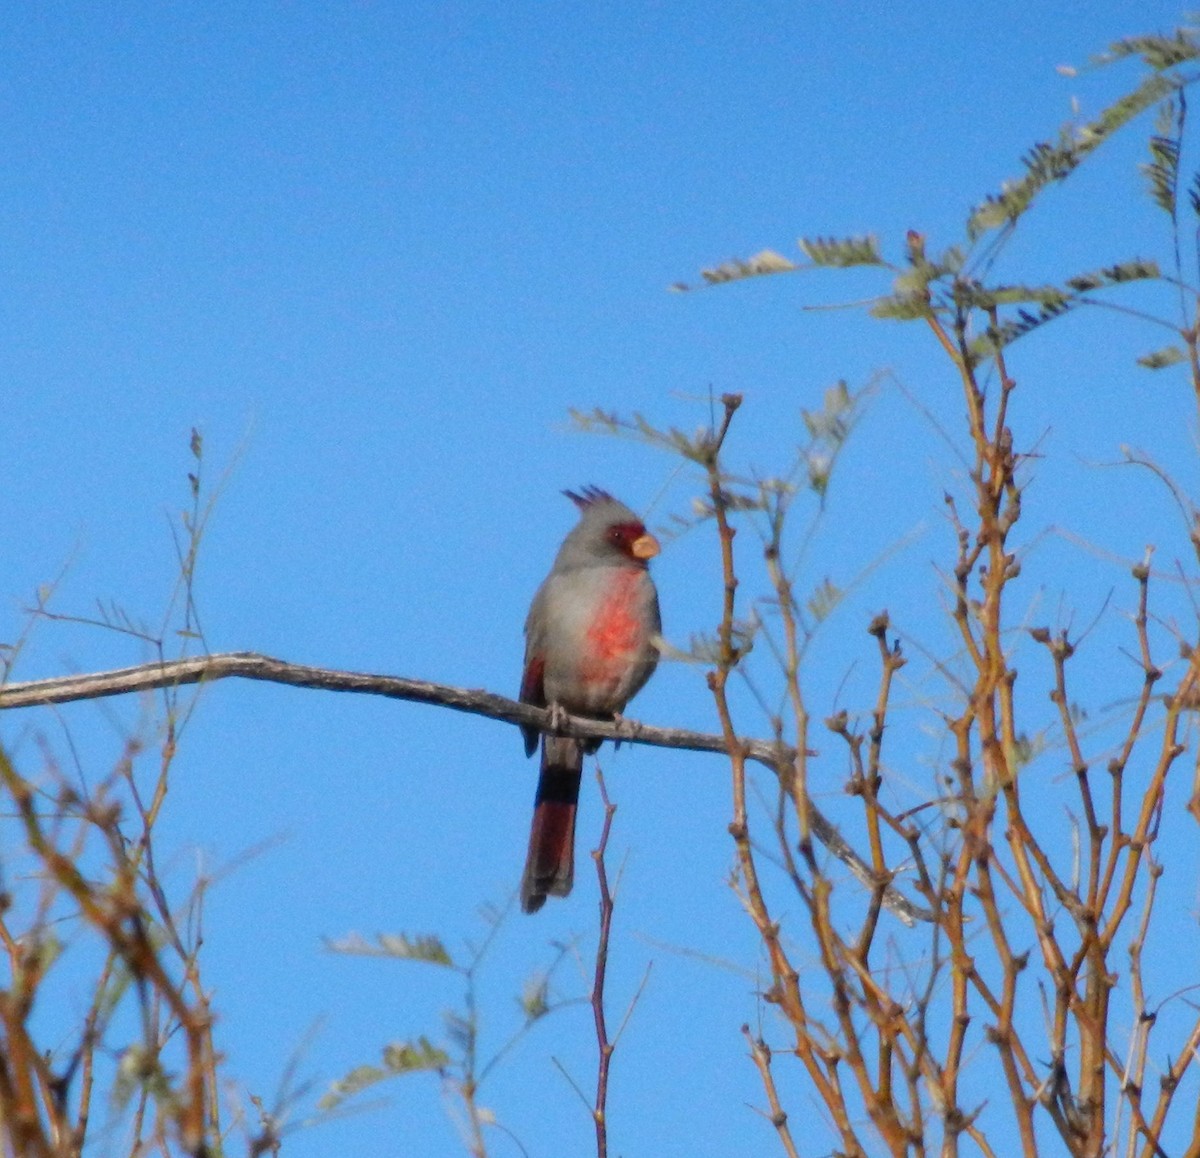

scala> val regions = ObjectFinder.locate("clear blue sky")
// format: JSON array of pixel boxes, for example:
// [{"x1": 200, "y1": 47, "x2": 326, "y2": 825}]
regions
[{"x1": 3, "y1": 4, "x2": 1197, "y2": 1155}]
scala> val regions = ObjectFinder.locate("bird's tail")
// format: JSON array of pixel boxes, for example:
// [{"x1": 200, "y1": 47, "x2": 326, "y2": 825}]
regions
[{"x1": 520, "y1": 736, "x2": 582, "y2": 913}]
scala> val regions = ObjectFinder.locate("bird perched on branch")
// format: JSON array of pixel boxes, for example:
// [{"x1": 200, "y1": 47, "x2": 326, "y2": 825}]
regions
[{"x1": 518, "y1": 487, "x2": 662, "y2": 913}]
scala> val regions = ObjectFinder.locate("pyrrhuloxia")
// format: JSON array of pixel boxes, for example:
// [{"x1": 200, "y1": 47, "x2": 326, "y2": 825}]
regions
[{"x1": 518, "y1": 487, "x2": 661, "y2": 913}]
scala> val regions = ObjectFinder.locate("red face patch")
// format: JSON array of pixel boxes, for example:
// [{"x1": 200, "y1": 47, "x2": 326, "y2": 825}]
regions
[{"x1": 605, "y1": 521, "x2": 647, "y2": 560}]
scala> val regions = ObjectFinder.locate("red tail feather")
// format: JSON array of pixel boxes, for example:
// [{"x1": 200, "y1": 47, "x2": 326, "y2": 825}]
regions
[{"x1": 520, "y1": 737, "x2": 582, "y2": 913}]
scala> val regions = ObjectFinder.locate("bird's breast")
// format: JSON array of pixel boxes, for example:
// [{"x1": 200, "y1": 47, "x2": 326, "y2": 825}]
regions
[
  {"x1": 544, "y1": 567, "x2": 657, "y2": 713},
  {"x1": 582, "y1": 569, "x2": 648, "y2": 667}
]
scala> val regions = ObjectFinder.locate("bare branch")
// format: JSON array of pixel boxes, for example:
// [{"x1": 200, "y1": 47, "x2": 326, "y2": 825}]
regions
[
  {"x1": 591, "y1": 768, "x2": 617, "y2": 1158},
  {"x1": 0, "y1": 649, "x2": 779, "y2": 761},
  {"x1": 0, "y1": 650, "x2": 931, "y2": 925}
]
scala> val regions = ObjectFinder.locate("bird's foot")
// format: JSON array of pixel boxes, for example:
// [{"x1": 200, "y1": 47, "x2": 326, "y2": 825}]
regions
[
  {"x1": 546, "y1": 702, "x2": 572, "y2": 735},
  {"x1": 609, "y1": 705, "x2": 638, "y2": 748}
]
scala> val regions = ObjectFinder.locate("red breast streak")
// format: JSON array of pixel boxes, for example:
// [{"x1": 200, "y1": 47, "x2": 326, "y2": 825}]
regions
[{"x1": 580, "y1": 570, "x2": 646, "y2": 689}]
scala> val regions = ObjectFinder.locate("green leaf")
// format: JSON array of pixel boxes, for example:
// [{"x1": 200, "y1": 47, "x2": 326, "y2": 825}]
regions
[
  {"x1": 699, "y1": 249, "x2": 797, "y2": 286},
  {"x1": 382, "y1": 1036, "x2": 451, "y2": 1073},
  {"x1": 960, "y1": 282, "x2": 1070, "y2": 310},
  {"x1": 869, "y1": 293, "x2": 934, "y2": 321},
  {"x1": 521, "y1": 972, "x2": 552, "y2": 1021},
  {"x1": 969, "y1": 300, "x2": 1074, "y2": 359},
  {"x1": 798, "y1": 234, "x2": 884, "y2": 268},
  {"x1": 324, "y1": 931, "x2": 454, "y2": 967},
  {"x1": 807, "y1": 578, "x2": 842, "y2": 624},
  {"x1": 113, "y1": 1045, "x2": 170, "y2": 1112},
  {"x1": 1064, "y1": 259, "x2": 1161, "y2": 292},
  {"x1": 1095, "y1": 30, "x2": 1200, "y2": 72},
  {"x1": 318, "y1": 1063, "x2": 390, "y2": 1111},
  {"x1": 801, "y1": 380, "x2": 854, "y2": 445},
  {"x1": 968, "y1": 71, "x2": 1179, "y2": 239},
  {"x1": 569, "y1": 406, "x2": 714, "y2": 460},
  {"x1": 319, "y1": 1037, "x2": 451, "y2": 1111},
  {"x1": 1137, "y1": 345, "x2": 1188, "y2": 369},
  {"x1": 1142, "y1": 98, "x2": 1183, "y2": 216},
  {"x1": 964, "y1": 259, "x2": 1161, "y2": 357},
  {"x1": 939, "y1": 245, "x2": 967, "y2": 275}
]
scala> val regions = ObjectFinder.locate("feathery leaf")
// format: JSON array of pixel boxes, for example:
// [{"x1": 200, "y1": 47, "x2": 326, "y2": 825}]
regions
[
  {"x1": 799, "y1": 234, "x2": 884, "y2": 268},
  {"x1": 324, "y1": 931, "x2": 455, "y2": 967},
  {"x1": 1137, "y1": 345, "x2": 1188, "y2": 369},
  {"x1": 698, "y1": 249, "x2": 797, "y2": 286},
  {"x1": 1141, "y1": 95, "x2": 1186, "y2": 217},
  {"x1": 319, "y1": 1037, "x2": 451, "y2": 1111},
  {"x1": 968, "y1": 72, "x2": 1179, "y2": 239},
  {"x1": 1095, "y1": 30, "x2": 1200, "y2": 71}
]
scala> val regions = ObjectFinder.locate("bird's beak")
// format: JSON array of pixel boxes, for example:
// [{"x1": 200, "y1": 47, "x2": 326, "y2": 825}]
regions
[{"x1": 630, "y1": 532, "x2": 660, "y2": 560}]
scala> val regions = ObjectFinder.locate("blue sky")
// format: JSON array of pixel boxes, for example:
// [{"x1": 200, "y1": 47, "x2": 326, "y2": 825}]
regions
[{"x1": 3, "y1": 4, "x2": 1199, "y2": 1155}]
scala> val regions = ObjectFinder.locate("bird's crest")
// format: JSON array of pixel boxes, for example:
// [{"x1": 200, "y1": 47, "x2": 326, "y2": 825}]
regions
[{"x1": 563, "y1": 485, "x2": 614, "y2": 509}]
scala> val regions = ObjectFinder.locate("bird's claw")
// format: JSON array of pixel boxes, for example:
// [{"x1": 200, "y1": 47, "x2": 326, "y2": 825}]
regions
[
  {"x1": 546, "y1": 702, "x2": 571, "y2": 735},
  {"x1": 609, "y1": 705, "x2": 638, "y2": 748}
]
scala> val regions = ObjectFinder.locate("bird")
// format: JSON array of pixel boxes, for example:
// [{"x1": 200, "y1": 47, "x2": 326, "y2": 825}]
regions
[{"x1": 517, "y1": 486, "x2": 662, "y2": 913}]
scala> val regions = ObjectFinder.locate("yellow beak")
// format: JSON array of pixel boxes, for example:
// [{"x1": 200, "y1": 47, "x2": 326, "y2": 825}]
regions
[{"x1": 630, "y1": 532, "x2": 660, "y2": 560}]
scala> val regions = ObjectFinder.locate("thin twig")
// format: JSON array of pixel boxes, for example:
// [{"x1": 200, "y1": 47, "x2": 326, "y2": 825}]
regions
[
  {"x1": 591, "y1": 768, "x2": 618, "y2": 1158},
  {"x1": 741, "y1": 1025, "x2": 801, "y2": 1158}
]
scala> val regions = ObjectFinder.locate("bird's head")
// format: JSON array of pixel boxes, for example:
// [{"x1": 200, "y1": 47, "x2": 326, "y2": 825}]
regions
[{"x1": 560, "y1": 486, "x2": 660, "y2": 567}]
